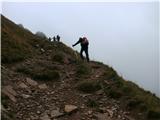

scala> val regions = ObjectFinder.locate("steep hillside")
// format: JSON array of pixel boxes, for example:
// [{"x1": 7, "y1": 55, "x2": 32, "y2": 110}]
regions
[{"x1": 1, "y1": 15, "x2": 160, "y2": 120}]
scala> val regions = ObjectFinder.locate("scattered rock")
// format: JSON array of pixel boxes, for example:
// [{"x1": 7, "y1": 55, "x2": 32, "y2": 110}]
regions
[
  {"x1": 80, "y1": 94, "x2": 91, "y2": 98},
  {"x1": 81, "y1": 117, "x2": 86, "y2": 120},
  {"x1": 99, "y1": 107, "x2": 106, "y2": 113},
  {"x1": 125, "y1": 115, "x2": 135, "y2": 120},
  {"x1": 94, "y1": 113, "x2": 110, "y2": 120},
  {"x1": 35, "y1": 44, "x2": 39, "y2": 48},
  {"x1": 2, "y1": 85, "x2": 17, "y2": 102},
  {"x1": 99, "y1": 101, "x2": 104, "y2": 105},
  {"x1": 65, "y1": 72, "x2": 70, "y2": 78},
  {"x1": 37, "y1": 111, "x2": 41, "y2": 114},
  {"x1": 123, "y1": 111, "x2": 130, "y2": 115},
  {"x1": 22, "y1": 94, "x2": 31, "y2": 99},
  {"x1": 50, "y1": 108, "x2": 64, "y2": 118},
  {"x1": 95, "y1": 75, "x2": 100, "y2": 78},
  {"x1": 107, "y1": 109, "x2": 114, "y2": 118},
  {"x1": 64, "y1": 105, "x2": 78, "y2": 113},
  {"x1": 40, "y1": 113, "x2": 51, "y2": 120},
  {"x1": 88, "y1": 110, "x2": 93, "y2": 115},
  {"x1": 40, "y1": 48, "x2": 45, "y2": 53},
  {"x1": 64, "y1": 58, "x2": 70, "y2": 64},
  {"x1": 26, "y1": 78, "x2": 38, "y2": 86},
  {"x1": 80, "y1": 104, "x2": 85, "y2": 109},
  {"x1": 95, "y1": 90, "x2": 103, "y2": 95},
  {"x1": 111, "y1": 106, "x2": 117, "y2": 111},
  {"x1": 38, "y1": 84, "x2": 48, "y2": 89},
  {"x1": 118, "y1": 115, "x2": 121, "y2": 119},
  {"x1": 100, "y1": 97, "x2": 108, "y2": 102},
  {"x1": 30, "y1": 115, "x2": 39, "y2": 120},
  {"x1": 3, "y1": 85, "x2": 17, "y2": 96},
  {"x1": 19, "y1": 82, "x2": 28, "y2": 88},
  {"x1": 26, "y1": 104, "x2": 32, "y2": 108},
  {"x1": 104, "y1": 80, "x2": 110, "y2": 85}
]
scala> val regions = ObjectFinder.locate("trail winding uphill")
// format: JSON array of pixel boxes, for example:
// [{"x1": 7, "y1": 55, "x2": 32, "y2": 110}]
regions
[
  {"x1": 1, "y1": 15, "x2": 160, "y2": 120},
  {"x1": 2, "y1": 58, "x2": 136, "y2": 120}
]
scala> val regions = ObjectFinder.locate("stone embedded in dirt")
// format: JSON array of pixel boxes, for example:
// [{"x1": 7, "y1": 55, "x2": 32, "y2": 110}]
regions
[
  {"x1": 99, "y1": 107, "x2": 106, "y2": 113},
  {"x1": 107, "y1": 109, "x2": 114, "y2": 118},
  {"x1": 88, "y1": 110, "x2": 93, "y2": 115},
  {"x1": 81, "y1": 117, "x2": 86, "y2": 120},
  {"x1": 35, "y1": 44, "x2": 39, "y2": 48},
  {"x1": 95, "y1": 75, "x2": 100, "y2": 78},
  {"x1": 40, "y1": 48, "x2": 45, "y2": 53},
  {"x1": 111, "y1": 107, "x2": 117, "y2": 111},
  {"x1": 64, "y1": 58, "x2": 70, "y2": 64},
  {"x1": 1, "y1": 105, "x2": 6, "y2": 112},
  {"x1": 104, "y1": 80, "x2": 110, "y2": 85},
  {"x1": 80, "y1": 104, "x2": 85, "y2": 109},
  {"x1": 123, "y1": 111, "x2": 130, "y2": 115},
  {"x1": 98, "y1": 101, "x2": 104, "y2": 105},
  {"x1": 80, "y1": 94, "x2": 91, "y2": 98},
  {"x1": 26, "y1": 78, "x2": 38, "y2": 86},
  {"x1": 3, "y1": 85, "x2": 17, "y2": 96},
  {"x1": 40, "y1": 113, "x2": 51, "y2": 120},
  {"x1": 22, "y1": 94, "x2": 31, "y2": 99},
  {"x1": 100, "y1": 97, "x2": 108, "y2": 102},
  {"x1": 94, "y1": 113, "x2": 110, "y2": 120},
  {"x1": 50, "y1": 109, "x2": 64, "y2": 118},
  {"x1": 36, "y1": 111, "x2": 41, "y2": 114},
  {"x1": 64, "y1": 105, "x2": 78, "y2": 113},
  {"x1": 59, "y1": 99, "x2": 64, "y2": 102},
  {"x1": 4, "y1": 93, "x2": 17, "y2": 102},
  {"x1": 64, "y1": 72, "x2": 70, "y2": 78},
  {"x1": 125, "y1": 115, "x2": 135, "y2": 120},
  {"x1": 2, "y1": 85, "x2": 17, "y2": 102},
  {"x1": 19, "y1": 82, "x2": 28, "y2": 88},
  {"x1": 95, "y1": 90, "x2": 104, "y2": 95},
  {"x1": 30, "y1": 115, "x2": 39, "y2": 120},
  {"x1": 118, "y1": 115, "x2": 121, "y2": 119},
  {"x1": 38, "y1": 84, "x2": 48, "y2": 89}
]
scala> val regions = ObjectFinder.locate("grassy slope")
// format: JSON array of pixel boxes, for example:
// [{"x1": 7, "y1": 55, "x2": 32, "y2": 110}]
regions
[
  {"x1": 1, "y1": 15, "x2": 32, "y2": 63},
  {"x1": 1, "y1": 14, "x2": 160, "y2": 120}
]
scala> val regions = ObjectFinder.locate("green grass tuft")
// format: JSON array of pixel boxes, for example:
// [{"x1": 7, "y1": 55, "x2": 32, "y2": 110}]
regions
[
  {"x1": 32, "y1": 69, "x2": 60, "y2": 81},
  {"x1": 52, "y1": 53, "x2": 64, "y2": 63},
  {"x1": 16, "y1": 65, "x2": 60, "y2": 81},
  {"x1": 76, "y1": 62, "x2": 91, "y2": 77},
  {"x1": 147, "y1": 110, "x2": 160, "y2": 119},
  {"x1": 77, "y1": 80, "x2": 101, "y2": 93},
  {"x1": 87, "y1": 98, "x2": 99, "y2": 108}
]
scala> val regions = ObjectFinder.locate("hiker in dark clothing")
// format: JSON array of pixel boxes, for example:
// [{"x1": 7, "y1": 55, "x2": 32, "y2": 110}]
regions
[
  {"x1": 53, "y1": 36, "x2": 56, "y2": 41},
  {"x1": 72, "y1": 37, "x2": 90, "y2": 62},
  {"x1": 57, "y1": 35, "x2": 60, "y2": 42},
  {"x1": 48, "y1": 37, "x2": 51, "y2": 41}
]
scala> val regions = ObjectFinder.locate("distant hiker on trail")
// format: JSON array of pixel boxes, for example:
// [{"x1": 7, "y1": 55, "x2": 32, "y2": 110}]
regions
[
  {"x1": 57, "y1": 35, "x2": 60, "y2": 42},
  {"x1": 72, "y1": 37, "x2": 89, "y2": 62},
  {"x1": 48, "y1": 37, "x2": 51, "y2": 41},
  {"x1": 53, "y1": 36, "x2": 56, "y2": 41}
]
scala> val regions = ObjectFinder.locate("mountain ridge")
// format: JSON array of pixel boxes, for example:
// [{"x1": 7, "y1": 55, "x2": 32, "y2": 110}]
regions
[{"x1": 1, "y1": 14, "x2": 160, "y2": 120}]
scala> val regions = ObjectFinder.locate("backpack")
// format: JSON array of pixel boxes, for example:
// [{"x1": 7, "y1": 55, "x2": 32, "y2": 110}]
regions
[{"x1": 82, "y1": 37, "x2": 88, "y2": 44}]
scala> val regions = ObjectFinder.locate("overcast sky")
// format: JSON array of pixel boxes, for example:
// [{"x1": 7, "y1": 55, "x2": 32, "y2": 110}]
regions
[{"x1": 2, "y1": 2, "x2": 159, "y2": 97}]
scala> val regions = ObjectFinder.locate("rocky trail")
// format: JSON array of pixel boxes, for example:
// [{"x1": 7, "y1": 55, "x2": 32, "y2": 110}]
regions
[
  {"x1": 2, "y1": 15, "x2": 160, "y2": 120},
  {"x1": 2, "y1": 55, "x2": 135, "y2": 120}
]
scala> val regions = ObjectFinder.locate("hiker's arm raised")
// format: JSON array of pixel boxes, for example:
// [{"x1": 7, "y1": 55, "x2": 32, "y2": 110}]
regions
[{"x1": 72, "y1": 40, "x2": 80, "y2": 47}]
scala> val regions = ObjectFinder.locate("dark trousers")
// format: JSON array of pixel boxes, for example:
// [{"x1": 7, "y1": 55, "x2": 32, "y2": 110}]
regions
[{"x1": 80, "y1": 47, "x2": 89, "y2": 62}]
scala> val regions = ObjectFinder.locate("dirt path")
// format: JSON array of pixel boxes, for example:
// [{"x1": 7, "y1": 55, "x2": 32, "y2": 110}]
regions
[{"x1": 2, "y1": 60, "x2": 135, "y2": 120}]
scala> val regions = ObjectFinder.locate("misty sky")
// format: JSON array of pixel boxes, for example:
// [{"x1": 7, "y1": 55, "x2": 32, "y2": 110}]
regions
[{"x1": 2, "y1": 2, "x2": 159, "y2": 97}]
